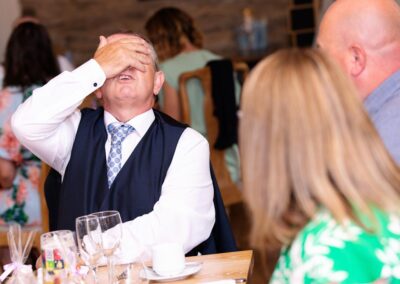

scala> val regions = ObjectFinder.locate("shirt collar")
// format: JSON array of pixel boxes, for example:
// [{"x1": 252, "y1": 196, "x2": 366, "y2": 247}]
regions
[
  {"x1": 364, "y1": 69, "x2": 400, "y2": 115},
  {"x1": 104, "y1": 108, "x2": 155, "y2": 137}
]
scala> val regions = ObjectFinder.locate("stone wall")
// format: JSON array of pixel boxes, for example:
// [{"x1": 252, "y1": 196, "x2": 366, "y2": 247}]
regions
[{"x1": 20, "y1": 0, "x2": 291, "y2": 65}]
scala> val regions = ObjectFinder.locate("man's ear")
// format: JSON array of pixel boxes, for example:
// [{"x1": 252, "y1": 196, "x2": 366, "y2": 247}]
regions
[
  {"x1": 153, "y1": 71, "x2": 165, "y2": 95},
  {"x1": 349, "y1": 45, "x2": 366, "y2": 77}
]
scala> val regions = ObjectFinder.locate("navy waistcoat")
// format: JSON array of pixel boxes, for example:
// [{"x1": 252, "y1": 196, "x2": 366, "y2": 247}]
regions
[
  {"x1": 46, "y1": 108, "x2": 237, "y2": 255},
  {"x1": 56, "y1": 108, "x2": 185, "y2": 231}
]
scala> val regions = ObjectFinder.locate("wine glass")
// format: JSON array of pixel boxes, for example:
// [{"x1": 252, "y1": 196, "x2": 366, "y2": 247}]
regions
[
  {"x1": 91, "y1": 210, "x2": 122, "y2": 284},
  {"x1": 76, "y1": 215, "x2": 103, "y2": 283}
]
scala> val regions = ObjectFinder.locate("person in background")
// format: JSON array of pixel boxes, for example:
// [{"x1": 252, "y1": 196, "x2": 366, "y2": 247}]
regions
[
  {"x1": 0, "y1": 8, "x2": 74, "y2": 90},
  {"x1": 0, "y1": 22, "x2": 60, "y2": 226},
  {"x1": 13, "y1": 7, "x2": 75, "y2": 72},
  {"x1": 11, "y1": 32, "x2": 223, "y2": 263},
  {"x1": 145, "y1": 7, "x2": 241, "y2": 183},
  {"x1": 0, "y1": 67, "x2": 3, "y2": 90},
  {"x1": 240, "y1": 48, "x2": 400, "y2": 283},
  {"x1": 317, "y1": 0, "x2": 400, "y2": 163}
]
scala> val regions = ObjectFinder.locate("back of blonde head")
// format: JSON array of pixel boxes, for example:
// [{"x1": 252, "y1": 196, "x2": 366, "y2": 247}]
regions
[{"x1": 239, "y1": 49, "x2": 400, "y2": 250}]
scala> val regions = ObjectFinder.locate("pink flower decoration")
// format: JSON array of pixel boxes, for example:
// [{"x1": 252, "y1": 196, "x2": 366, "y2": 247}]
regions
[
  {"x1": 5, "y1": 196, "x2": 13, "y2": 207},
  {"x1": 0, "y1": 122, "x2": 21, "y2": 163},
  {"x1": 28, "y1": 166, "x2": 41, "y2": 187},
  {"x1": 0, "y1": 90, "x2": 11, "y2": 111},
  {"x1": 16, "y1": 180, "x2": 27, "y2": 205}
]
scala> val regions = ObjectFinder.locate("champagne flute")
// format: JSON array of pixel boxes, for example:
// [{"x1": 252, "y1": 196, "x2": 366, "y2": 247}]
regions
[
  {"x1": 91, "y1": 210, "x2": 122, "y2": 284},
  {"x1": 76, "y1": 215, "x2": 103, "y2": 283}
]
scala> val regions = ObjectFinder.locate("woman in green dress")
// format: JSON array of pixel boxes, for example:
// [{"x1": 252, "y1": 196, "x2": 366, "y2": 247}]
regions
[
  {"x1": 145, "y1": 7, "x2": 241, "y2": 183},
  {"x1": 239, "y1": 48, "x2": 400, "y2": 283}
]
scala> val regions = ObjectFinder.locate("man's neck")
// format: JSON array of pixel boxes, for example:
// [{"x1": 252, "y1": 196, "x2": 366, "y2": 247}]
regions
[{"x1": 105, "y1": 105, "x2": 152, "y2": 123}]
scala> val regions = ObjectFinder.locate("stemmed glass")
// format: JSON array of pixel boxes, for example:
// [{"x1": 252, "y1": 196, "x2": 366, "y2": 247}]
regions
[
  {"x1": 75, "y1": 215, "x2": 103, "y2": 283},
  {"x1": 91, "y1": 210, "x2": 122, "y2": 284}
]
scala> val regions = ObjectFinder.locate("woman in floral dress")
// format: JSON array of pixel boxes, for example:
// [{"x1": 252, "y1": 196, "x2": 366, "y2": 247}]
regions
[
  {"x1": 0, "y1": 22, "x2": 60, "y2": 226},
  {"x1": 239, "y1": 49, "x2": 400, "y2": 283}
]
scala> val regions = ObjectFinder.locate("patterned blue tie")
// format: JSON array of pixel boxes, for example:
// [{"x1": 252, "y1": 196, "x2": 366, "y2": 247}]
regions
[{"x1": 107, "y1": 123, "x2": 134, "y2": 188}]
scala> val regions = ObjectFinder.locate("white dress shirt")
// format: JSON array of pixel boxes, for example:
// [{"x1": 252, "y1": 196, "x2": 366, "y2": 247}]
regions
[{"x1": 11, "y1": 59, "x2": 215, "y2": 263}]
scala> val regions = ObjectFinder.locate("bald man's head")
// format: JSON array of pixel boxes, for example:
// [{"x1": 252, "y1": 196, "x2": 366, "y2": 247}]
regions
[{"x1": 317, "y1": 0, "x2": 400, "y2": 99}]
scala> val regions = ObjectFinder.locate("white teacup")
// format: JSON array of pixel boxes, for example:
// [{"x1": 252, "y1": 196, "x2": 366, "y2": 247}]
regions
[{"x1": 152, "y1": 242, "x2": 185, "y2": 277}]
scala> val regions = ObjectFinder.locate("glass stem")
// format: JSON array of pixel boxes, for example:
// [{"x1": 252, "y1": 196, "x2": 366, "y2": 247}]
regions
[
  {"x1": 107, "y1": 256, "x2": 115, "y2": 284},
  {"x1": 92, "y1": 265, "x2": 98, "y2": 284}
]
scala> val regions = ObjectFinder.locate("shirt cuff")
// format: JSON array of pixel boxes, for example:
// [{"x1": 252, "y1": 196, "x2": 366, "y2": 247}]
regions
[{"x1": 73, "y1": 59, "x2": 106, "y2": 89}]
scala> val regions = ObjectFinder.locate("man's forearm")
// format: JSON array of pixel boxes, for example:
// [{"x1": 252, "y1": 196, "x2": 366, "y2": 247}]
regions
[{"x1": 11, "y1": 59, "x2": 105, "y2": 173}]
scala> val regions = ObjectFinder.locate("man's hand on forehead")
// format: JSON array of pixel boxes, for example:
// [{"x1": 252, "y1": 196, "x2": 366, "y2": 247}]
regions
[
  {"x1": 106, "y1": 33, "x2": 145, "y2": 42},
  {"x1": 94, "y1": 34, "x2": 152, "y2": 79}
]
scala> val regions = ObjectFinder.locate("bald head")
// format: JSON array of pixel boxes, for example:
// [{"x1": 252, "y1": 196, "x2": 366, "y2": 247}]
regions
[{"x1": 317, "y1": 0, "x2": 400, "y2": 99}]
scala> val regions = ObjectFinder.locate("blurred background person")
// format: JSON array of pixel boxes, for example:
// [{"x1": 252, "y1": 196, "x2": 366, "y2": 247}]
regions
[
  {"x1": 0, "y1": 8, "x2": 74, "y2": 90},
  {"x1": 145, "y1": 6, "x2": 241, "y2": 184},
  {"x1": 0, "y1": 21, "x2": 60, "y2": 226},
  {"x1": 13, "y1": 7, "x2": 75, "y2": 73},
  {"x1": 0, "y1": 67, "x2": 3, "y2": 90},
  {"x1": 145, "y1": 6, "x2": 222, "y2": 121},
  {"x1": 240, "y1": 48, "x2": 400, "y2": 283},
  {"x1": 317, "y1": 0, "x2": 400, "y2": 163}
]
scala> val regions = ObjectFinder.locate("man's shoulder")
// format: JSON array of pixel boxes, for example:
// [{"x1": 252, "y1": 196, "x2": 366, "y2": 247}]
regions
[
  {"x1": 154, "y1": 110, "x2": 208, "y2": 146},
  {"x1": 154, "y1": 109, "x2": 187, "y2": 128},
  {"x1": 180, "y1": 127, "x2": 209, "y2": 147},
  {"x1": 374, "y1": 92, "x2": 400, "y2": 120}
]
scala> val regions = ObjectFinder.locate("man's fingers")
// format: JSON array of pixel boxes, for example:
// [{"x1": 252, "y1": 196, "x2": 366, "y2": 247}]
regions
[
  {"x1": 93, "y1": 35, "x2": 154, "y2": 77},
  {"x1": 127, "y1": 52, "x2": 153, "y2": 72},
  {"x1": 127, "y1": 48, "x2": 152, "y2": 63},
  {"x1": 119, "y1": 41, "x2": 152, "y2": 59},
  {"x1": 97, "y1": 35, "x2": 108, "y2": 50},
  {"x1": 115, "y1": 36, "x2": 148, "y2": 45},
  {"x1": 128, "y1": 44, "x2": 151, "y2": 56},
  {"x1": 128, "y1": 61, "x2": 146, "y2": 73}
]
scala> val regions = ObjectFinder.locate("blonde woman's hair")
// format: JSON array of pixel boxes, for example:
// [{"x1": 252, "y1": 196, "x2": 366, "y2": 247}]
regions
[{"x1": 239, "y1": 48, "x2": 400, "y2": 251}]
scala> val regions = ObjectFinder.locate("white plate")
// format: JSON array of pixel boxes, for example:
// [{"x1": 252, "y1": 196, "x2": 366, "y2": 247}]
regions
[{"x1": 139, "y1": 261, "x2": 202, "y2": 282}]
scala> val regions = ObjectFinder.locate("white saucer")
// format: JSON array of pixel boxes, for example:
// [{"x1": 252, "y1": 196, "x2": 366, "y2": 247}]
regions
[{"x1": 139, "y1": 261, "x2": 202, "y2": 282}]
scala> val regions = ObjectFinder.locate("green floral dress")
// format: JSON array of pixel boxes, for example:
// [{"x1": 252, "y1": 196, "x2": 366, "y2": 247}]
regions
[
  {"x1": 0, "y1": 86, "x2": 42, "y2": 226},
  {"x1": 271, "y1": 208, "x2": 400, "y2": 283}
]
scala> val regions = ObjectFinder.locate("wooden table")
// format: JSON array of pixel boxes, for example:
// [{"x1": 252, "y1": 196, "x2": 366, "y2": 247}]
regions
[
  {"x1": 99, "y1": 250, "x2": 253, "y2": 283},
  {"x1": 176, "y1": 250, "x2": 253, "y2": 283}
]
